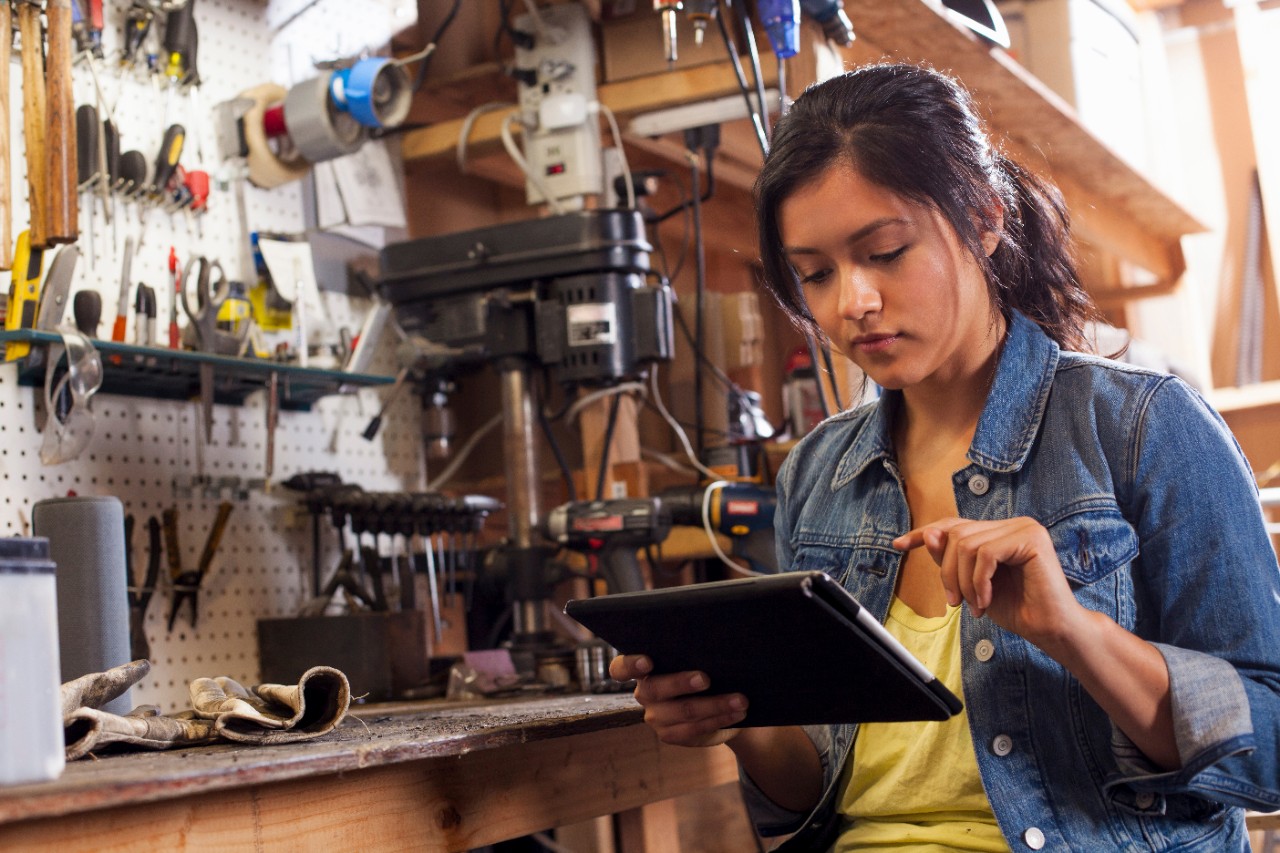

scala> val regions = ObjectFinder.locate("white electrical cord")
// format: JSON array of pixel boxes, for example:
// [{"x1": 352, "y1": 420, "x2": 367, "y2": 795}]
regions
[
  {"x1": 641, "y1": 446, "x2": 698, "y2": 477},
  {"x1": 702, "y1": 480, "x2": 761, "y2": 577},
  {"x1": 456, "y1": 101, "x2": 517, "y2": 175},
  {"x1": 426, "y1": 413, "x2": 503, "y2": 492},
  {"x1": 596, "y1": 102, "x2": 636, "y2": 210},
  {"x1": 649, "y1": 365, "x2": 723, "y2": 482},
  {"x1": 563, "y1": 380, "x2": 647, "y2": 424},
  {"x1": 500, "y1": 112, "x2": 568, "y2": 215}
]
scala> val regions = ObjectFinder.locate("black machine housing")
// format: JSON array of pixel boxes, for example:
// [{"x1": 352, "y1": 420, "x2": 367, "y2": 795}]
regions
[{"x1": 378, "y1": 210, "x2": 674, "y2": 385}]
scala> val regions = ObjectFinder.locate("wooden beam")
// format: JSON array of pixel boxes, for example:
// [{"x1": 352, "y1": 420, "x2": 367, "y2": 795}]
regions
[
  {"x1": 403, "y1": 62, "x2": 778, "y2": 165},
  {"x1": 1233, "y1": 0, "x2": 1280, "y2": 356}
]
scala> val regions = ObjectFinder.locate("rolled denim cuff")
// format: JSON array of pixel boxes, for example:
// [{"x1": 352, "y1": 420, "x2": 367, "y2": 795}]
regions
[
  {"x1": 739, "y1": 725, "x2": 832, "y2": 836},
  {"x1": 1111, "y1": 643, "x2": 1254, "y2": 783}
]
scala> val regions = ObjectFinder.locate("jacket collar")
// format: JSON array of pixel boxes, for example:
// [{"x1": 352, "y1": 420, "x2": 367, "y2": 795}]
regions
[{"x1": 832, "y1": 310, "x2": 1060, "y2": 487}]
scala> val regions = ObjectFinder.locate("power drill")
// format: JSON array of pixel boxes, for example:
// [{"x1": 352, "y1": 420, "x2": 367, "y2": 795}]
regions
[
  {"x1": 661, "y1": 482, "x2": 778, "y2": 574},
  {"x1": 544, "y1": 498, "x2": 672, "y2": 594}
]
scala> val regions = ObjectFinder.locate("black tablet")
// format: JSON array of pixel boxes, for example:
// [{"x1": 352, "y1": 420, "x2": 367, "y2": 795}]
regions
[{"x1": 564, "y1": 571, "x2": 963, "y2": 727}]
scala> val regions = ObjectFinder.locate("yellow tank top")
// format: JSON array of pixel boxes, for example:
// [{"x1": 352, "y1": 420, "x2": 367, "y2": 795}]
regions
[{"x1": 832, "y1": 597, "x2": 1010, "y2": 853}]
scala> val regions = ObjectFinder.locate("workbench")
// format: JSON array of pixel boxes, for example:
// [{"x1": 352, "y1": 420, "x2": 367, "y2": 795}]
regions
[{"x1": 0, "y1": 693, "x2": 743, "y2": 851}]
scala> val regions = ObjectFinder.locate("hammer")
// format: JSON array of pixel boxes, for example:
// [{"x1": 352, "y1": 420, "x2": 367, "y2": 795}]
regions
[
  {"x1": 0, "y1": 1, "x2": 12, "y2": 269},
  {"x1": 16, "y1": 0, "x2": 76, "y2": 249}
]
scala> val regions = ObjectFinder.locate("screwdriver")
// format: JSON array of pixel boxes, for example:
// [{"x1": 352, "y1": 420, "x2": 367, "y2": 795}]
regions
[
  {"x1": 73, "y1": 289, "x2": 101, "y2": 337},
  {"x1": 112, "y1": 236, "x2": 134, "y2": 342},
  {"x1": 75, "y1": 103, "x2": 98, "y2": 266},
  {"x1": 167, "y1": 247, "x2": 180, "y2": 349},
  {"x1": 150, "y1": 123, "x2": 184, "y2": 199}
]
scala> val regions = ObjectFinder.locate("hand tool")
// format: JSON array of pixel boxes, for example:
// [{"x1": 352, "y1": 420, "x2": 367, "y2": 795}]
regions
[
  {"x1": 166, "y1": 500, "x2": 233, "y2": 631},
  {"x1": 45, "y1": 0, "x2": 78, "y2": 244},
  {"x1": 163, "y1": 0, "x2": 197, "y2": 86},
  {"x1": 126, "y1": 514, "x2": 161, "y2": 661},
  {"x1": 33, "y1": 243, "x2": 79, "y2": 331},
  {"x1": 17, "y1": 0, "x2": 50, "y2": 248},
  {"x1": 150, "y1": 123, "x2": 184, "y2": 198},
  {"x1": 120, "y1": 1, "x2": 151, "y2": 70},
  {"x1": 4, "y1": 230, "x2": 44, "y2": 361},
  {"x1": 180, "y1": 255, "x2": 243, "y2": 441},
  {"x1": 112, "y1": 236, "x2": 133, "y2": 341},
  {"x1": 133, "y1": 283, "x2": 155, "y2": 345},
  {"x1": 75, "y1": 103, "x2": 99, "y2": 265},
  {"x1": 0, "y1": 0, "x2": 12, "y2": 271},
  {"x1": 72, "y1": 289, "x2": 101, "y2": 336},
  {"x1": 167, "y1": 246, "x2": 179, "y2": 348},
  {"x1": 118, "y1": 149, "x2": 147, "y2": 197}
]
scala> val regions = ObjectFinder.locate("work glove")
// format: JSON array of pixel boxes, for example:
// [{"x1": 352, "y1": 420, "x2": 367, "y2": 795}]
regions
[
  {"x1": 64, "y1": 706, "x2": 217, "y2": 760},
  {"x1": 61, "y1": 660, "x2": 217, "y2": 759},
  {"x1": 189, "y1": 666, "x2": 351, "y2": 745}
]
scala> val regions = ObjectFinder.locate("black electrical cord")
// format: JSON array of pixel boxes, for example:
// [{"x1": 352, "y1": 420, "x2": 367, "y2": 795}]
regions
[
  {"x1": 595, "y1": 392, "x2": 623, "y2": 501},
  {"x1": 410, "y1": 0, "x2": 462, "y2": 93},
  {"x1": 716, "y1": 0, "x2": 769, "y2": 156},
  {"x1": 672, "y1": 301, "x2": 738, "y2": 393},
  {"x1": 536, "y1": 374, "x2": 578, "y2": 503},
  {"x1": 494, "y1": 0, "x2": 534, "y2": 57},
  {"x1": 690, "y1": 153, "x2": 708, "y2": 456}
]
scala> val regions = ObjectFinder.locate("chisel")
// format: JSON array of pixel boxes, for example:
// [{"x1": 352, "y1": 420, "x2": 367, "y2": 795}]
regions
[
  {"x1": 16, "y1": 0, "x2": 49, "y2": 248},
  {"x1": 0, "y1": 1, "x2": 12, "y2": 270},
  {"x1": 4, "y1": 230, "x2": 45, "y2": 361},
  {"x1": 45, "y1": 0, "x2": 78, "y2": 244}
]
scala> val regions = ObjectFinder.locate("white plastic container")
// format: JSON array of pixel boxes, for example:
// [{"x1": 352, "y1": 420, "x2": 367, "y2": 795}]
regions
[{"x1": 0, "y1": 536, "x2": 65, "y2": 786}]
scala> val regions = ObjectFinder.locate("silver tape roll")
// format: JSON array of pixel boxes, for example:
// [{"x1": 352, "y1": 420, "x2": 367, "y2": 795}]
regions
[{"x1": 284, "y1": 72, "x2": 366, "y2": 164}]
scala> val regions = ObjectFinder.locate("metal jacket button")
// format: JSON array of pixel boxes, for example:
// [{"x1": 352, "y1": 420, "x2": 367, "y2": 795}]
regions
[
  {"x1": 1135, "y1": 792, "x2": 1156, "y2": 809},
  {"x1": 1023, "y1": 827, "x2": 1045, "y2": 849},
  {"x1": 968, "y1": 473, "x2": 990, "y2": 495},
  {"x1": 991, "y1": 734, "x2": 1013, "y2": 756},
  {"x1": 974, "y1": 639, "x2": 995, "y2": 661}
]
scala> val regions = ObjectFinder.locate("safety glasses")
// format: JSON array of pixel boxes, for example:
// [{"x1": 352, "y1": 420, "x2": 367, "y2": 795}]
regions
[{"x1": 40, "y1": 326, "x2": 104, "y2": 466}]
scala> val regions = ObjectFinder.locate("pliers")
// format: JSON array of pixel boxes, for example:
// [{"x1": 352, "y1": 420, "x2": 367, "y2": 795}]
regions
[
  {"x1": 125, "y1": 514, "x2": 162, "y2": 660},
  {"x1": 164, "y1": 502, "x2": 234, "y2": 631}
]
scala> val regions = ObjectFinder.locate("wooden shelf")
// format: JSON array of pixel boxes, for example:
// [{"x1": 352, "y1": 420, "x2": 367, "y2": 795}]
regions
[{"x1": 402, "y1": 0, "x2": 1202, "y2": 296}]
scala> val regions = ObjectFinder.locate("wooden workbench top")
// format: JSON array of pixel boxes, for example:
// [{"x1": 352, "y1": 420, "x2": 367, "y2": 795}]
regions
[{"x1": 0, "y1": 692, "x2": 644, "y2": 827}]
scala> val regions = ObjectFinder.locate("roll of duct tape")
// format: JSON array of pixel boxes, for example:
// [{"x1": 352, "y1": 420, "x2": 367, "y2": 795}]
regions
[
  {"x1": 240, "y1": 82, "x2": 310, "y2": 190},
  {"x1": 284, "y1": 73, "x2": 366, "y2": 164}
]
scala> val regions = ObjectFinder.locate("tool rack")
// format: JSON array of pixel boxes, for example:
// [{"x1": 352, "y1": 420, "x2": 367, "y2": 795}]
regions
[{"x1": 0, "y1": 329, "x2": 393, "y2": 410}]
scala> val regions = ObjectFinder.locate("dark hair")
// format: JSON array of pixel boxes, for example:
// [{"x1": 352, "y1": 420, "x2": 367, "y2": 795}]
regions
[{"x1": 754, "y1": 63, "x2": 1098, "y2": 352}]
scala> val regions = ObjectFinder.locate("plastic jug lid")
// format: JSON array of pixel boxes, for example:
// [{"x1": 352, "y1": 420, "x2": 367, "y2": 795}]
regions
[{"x1": 0, "y1": 536, "x2": 54, "y2": 572}]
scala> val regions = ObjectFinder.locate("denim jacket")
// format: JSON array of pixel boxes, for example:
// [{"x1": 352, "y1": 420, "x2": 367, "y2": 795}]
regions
[{"x1": 743, "y1": 311, "x2": 1280, "y2": 851}]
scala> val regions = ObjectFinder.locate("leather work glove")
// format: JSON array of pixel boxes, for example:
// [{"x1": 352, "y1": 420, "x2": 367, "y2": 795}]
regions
[
  {"x1": 61, "y1": 660, "x2": 217, "y2": 759},
  {"x1": 189, "y1": 666, "x2": 351, "y2": 745},
  {"x1": 64, "y1": 706, "x2": 217, "y2": 760}
]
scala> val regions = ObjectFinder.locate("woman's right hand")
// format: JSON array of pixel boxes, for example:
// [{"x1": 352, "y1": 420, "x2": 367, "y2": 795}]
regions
[{"x1": 610, "y1": 654, "x2": 749, "y2": 747}]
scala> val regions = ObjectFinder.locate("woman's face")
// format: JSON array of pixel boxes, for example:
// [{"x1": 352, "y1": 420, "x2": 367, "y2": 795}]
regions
[{"x1": 778, "y1": 163, "x2": 1004, "y2": 394}]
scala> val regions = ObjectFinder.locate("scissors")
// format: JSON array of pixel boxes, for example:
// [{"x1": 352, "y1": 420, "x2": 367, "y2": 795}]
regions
[{"x1": 179, "y1": 256, "x2": 250, "y2": 356}]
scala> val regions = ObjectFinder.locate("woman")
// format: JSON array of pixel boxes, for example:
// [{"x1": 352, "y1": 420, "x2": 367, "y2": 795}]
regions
[{"x1": 610, "y1": 64, "x2": 1280, "y2": 851}]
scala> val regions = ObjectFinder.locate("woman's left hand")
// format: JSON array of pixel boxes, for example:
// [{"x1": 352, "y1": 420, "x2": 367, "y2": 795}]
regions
[{"x1": 892, "y1": 517, "x2": 1087, "y2": 649}]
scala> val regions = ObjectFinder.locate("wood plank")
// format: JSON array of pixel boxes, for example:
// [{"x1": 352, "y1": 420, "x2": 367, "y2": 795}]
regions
[
  {"x1": 0, "y1": 724, "x2": 739, "y2": 852},
  {"x1": 837, "y1": 0, "x2": 1204, "y2": 243},
  {"x1": 402, "y1": 62, "x2": 778, "y2": 165},
  {"x1": 0, "y1": 694, "x2": 645, "y2": 826},
  {"x1": 1233, "y1": 1, "x2": 1280, "y2": 355}
]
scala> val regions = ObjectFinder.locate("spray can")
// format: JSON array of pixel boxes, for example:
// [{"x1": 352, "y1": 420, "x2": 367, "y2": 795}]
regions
[{"x1": 783, "y1": 347, "x2": 825, "y2": 438}]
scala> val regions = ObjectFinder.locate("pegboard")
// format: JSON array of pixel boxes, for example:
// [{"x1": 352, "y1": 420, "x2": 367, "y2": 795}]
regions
[{"x1": 1, "y1": 0, "x2": 428, "y2": 712}]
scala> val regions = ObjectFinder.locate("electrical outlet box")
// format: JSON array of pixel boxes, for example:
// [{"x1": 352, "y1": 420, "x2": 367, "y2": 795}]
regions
[{"x1": 514, "y1": 2, "x2": 604, "y2": 206}]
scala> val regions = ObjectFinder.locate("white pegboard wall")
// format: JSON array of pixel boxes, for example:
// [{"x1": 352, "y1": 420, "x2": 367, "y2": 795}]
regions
[{"x1": 1, "y1": 0, "x2": 426, "y2": 712}]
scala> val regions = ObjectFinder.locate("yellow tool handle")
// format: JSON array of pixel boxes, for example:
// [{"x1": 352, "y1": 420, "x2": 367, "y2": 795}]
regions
[
  {"x1": 16, "y1": 1, "x2": 49, "y2": 249},
  {"x1": 4, "y1": 229, "x2": 43, "y2": 361},
  {"x1": 0, "y1": 1, "x2": 12, "y2": 271}
]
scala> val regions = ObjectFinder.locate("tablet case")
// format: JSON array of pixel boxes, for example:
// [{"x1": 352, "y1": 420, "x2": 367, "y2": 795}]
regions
[{"x1": 564, "y1": 571, "x2": 963, "y2": 727}]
